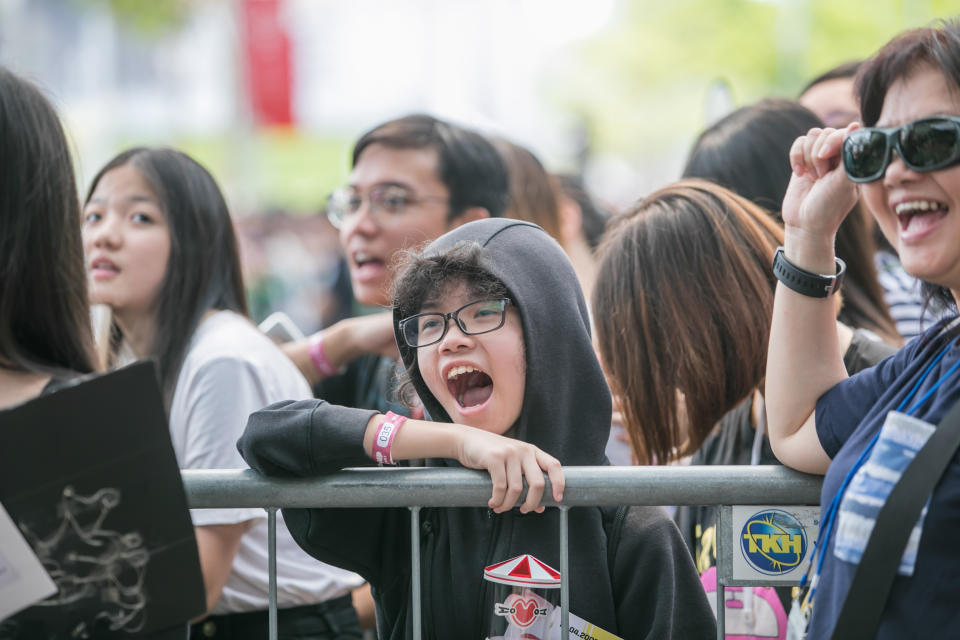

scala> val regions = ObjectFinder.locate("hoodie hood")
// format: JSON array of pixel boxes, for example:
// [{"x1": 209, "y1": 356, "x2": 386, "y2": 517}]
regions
[{"x1": 393, "y1": 218, "x2": 611, "y2": 466}]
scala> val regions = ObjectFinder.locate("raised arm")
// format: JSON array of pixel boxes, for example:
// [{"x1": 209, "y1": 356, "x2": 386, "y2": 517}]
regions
[
  {"x1": 282, "y1": 312, "x2": 400, "y2": 385},
  {"x1": 766, "y1": 125, "x2": 860, "y2": 474}
]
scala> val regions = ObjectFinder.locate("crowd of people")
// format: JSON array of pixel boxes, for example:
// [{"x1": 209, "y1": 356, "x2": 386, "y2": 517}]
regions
[{"x1": 3, "y1": 17, "x2": 960, "y2": 640}]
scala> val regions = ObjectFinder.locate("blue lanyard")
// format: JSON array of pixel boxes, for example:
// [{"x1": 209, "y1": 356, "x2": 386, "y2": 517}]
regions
[{"x1": 800, "y1": 335, "x2": 960, "y2": 604}]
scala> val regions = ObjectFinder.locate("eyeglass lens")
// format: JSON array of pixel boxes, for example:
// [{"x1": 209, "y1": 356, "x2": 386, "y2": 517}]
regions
[
  {"x1": 403, "y1": 299, "x2": 506, "y2": 347},
  {"x1": 327, "y1": 185, "x2": 413, "y2": 229}
]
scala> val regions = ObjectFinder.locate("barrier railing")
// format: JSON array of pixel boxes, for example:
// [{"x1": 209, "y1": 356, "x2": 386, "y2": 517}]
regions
[{"x1": 183, "y1": 465, "x2": 823, "y2": 640}]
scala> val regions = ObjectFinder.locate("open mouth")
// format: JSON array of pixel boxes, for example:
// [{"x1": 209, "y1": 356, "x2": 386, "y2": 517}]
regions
[
  {"x1": 352, "y1": 251, "x2": 386, "y2": 281},
  {"x1": 895, "y1": 199, "x2": 948, "y2": 236},
  {"x1": 446, "y1": 365, "x2": 494, "y2": 409},
  {"x1": 90, "y1": 257, "x2": 120, "y2": 276}
]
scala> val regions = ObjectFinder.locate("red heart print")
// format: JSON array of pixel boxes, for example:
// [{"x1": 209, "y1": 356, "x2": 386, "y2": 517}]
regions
[{"x1": 511, "y1": 598, "x2": 537, "y2": 628}]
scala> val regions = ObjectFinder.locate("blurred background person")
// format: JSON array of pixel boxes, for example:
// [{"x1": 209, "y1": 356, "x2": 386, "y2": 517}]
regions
[
  {"x1": 494, "y1": 137, "x2": 564, "y2": 240},
  {"x1": 280, "y1": 114, "x2": 509, "y2": 426},
  {"x1": 554, "y1": 173, "x2": 613, "y2": 304},
  {"x1": 797, "y1": 60, "x2": 862, "y2": 129}
]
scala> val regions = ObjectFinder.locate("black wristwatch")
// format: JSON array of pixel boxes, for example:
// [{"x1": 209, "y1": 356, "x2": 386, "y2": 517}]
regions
[{"x1": 772, "y1": 246, "x2": 846, "y2": 298}]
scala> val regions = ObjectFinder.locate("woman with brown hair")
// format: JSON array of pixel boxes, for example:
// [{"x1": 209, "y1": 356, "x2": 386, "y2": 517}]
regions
[
  {"x1": 592, "y1": 180, "x2": 894, "y2": 636},
  {"x1": 593, "y1": 180, "x2": 785, "y2": 468}
]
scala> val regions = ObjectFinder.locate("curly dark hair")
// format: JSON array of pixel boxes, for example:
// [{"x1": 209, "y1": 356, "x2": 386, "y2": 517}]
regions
[{"x1": 392, "y1": 241, "x2": 509, "y2": 321}]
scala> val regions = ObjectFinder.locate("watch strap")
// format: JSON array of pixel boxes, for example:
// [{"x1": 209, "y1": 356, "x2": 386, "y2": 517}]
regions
[{"x1": 772, "y1": 246, "x2": 846, "y2": 298}]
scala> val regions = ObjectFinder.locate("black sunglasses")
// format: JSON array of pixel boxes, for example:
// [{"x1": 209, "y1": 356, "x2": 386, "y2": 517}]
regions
[{"x1": 842, "y1": 115, "x2": 960, "y2": 183}]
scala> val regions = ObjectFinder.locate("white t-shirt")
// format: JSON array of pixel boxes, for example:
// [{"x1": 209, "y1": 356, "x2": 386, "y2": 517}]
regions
[{"x1": 168, "y1": 310, "x2": 364, "y2": 614}]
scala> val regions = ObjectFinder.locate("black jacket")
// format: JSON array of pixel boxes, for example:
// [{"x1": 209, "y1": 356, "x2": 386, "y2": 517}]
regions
[{"x1": 239, "y1": 219, "x2": 715, "y2": 639}]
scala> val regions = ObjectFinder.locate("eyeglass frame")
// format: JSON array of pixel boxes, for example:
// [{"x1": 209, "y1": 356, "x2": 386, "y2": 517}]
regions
[
  {"x1": 842, "y1": 115, "x2": 960, "y2": 183},
  {"x1": 326, "y1": 183, "x2": 449, "y2": 229},
  {"x1": 398, "y1": 298, "x2": 513, "y2": 348}
]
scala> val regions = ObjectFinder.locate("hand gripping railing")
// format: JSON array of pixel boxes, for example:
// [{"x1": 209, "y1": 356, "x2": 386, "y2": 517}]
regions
[{"x1": 183, "y1": 465, "x2": 822, "y2": 640}]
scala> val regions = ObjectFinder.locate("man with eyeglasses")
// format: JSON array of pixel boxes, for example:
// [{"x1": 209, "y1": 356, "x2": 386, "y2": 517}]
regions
[{"x1": 282, "y1": 113, "x2": 509, "y2": 415}]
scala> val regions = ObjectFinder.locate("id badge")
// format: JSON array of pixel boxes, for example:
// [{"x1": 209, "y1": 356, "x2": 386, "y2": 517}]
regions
[
  {"x1": 786, "y1": 597, "x2": 809, "y2": 640},
  {"x1": 833, "y1": 410, "x2": 935, "y2": 576}
]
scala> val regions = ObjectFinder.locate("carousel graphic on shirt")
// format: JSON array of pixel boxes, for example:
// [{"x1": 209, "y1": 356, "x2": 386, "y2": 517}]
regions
[{"x1": 483, "y1": 554, "x2": 624, "y2": 640}]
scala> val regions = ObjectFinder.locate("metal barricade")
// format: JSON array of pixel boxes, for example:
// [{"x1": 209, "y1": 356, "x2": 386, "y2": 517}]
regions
[{"x1": 183, "y1": 465, "x2": 822, "y2": 640}]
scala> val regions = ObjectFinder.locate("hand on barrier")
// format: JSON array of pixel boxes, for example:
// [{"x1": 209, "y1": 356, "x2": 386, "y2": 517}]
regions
[{"x1": 455, "y1": 427, "x2": 564, "y2": 515}]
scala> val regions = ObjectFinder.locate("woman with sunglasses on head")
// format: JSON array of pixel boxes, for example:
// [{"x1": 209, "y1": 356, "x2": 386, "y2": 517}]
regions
[
  {"x1": 766, "y1": 20, "x2": 960, "y2": 638},
  {"x1": 239, "y1": 218, "x2": 716, "y2": 639},
  {"x1": 82, "y1": 148, "x2": 366, "y2": 639}
]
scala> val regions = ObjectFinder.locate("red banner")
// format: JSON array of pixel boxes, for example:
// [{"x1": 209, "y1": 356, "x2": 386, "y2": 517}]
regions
[{"x1": 241, "y1": 0, "x2": 293, "y2": 126}]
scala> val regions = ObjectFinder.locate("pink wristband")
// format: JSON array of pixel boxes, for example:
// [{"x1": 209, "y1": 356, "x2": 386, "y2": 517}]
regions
[
  {"x1": 308, "y1": 332, "x2": 344, "y2": 378},
  {"x1": 372, "y1": 411, "x2": 407, "y2": 465}
]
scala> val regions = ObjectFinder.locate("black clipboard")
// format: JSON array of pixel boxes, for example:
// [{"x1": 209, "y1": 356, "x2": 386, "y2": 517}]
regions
[{"x1": 0, "y1": 362, "x2": 205, "y2": 638}]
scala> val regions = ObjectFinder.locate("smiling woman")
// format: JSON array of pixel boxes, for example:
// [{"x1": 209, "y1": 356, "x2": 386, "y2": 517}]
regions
[{"x1": 765, "y1": 19, "x2": 960, "y2": 639}]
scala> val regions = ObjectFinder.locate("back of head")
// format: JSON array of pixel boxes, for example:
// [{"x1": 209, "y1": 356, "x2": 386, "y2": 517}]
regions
[
  {"x1": 683, "y1": 98, "x2": 900, "y2": 344},
  {"x1": 683, "y1": 98, "x2": 821, "y2": 217},
  {"x1": 593, "y1": 180, "x2": 783, "y2": 464},
  {"x1": 86, "y1": 147, "x2": 246, "y2": 400},
  {"x1": 0, "y1": 67, "x2": 95, "y2": 375},
  {"x1": 353, "y1": 114, "x2": 509, "y2": 220},
  {"x1": 554, "y1": 173, "x2": 612, "y2": 250},
  {"x1": 492, "y1": 138, "x2": 563, "y2": 241}
]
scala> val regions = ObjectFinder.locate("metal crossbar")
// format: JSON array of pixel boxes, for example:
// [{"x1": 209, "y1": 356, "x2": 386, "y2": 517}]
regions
[{"x1": 183, "y1": 465, "x2": 822, "y2": 640}]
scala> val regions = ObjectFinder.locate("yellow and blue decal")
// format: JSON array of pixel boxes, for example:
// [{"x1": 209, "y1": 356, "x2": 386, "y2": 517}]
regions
[{"x1": 740, "y1": 509, "x2": 807, "y2": 575}]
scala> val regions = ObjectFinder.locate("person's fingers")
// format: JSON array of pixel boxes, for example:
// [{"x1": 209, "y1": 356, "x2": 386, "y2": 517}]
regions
[
  {"x1": 803, "y1": 128, "x2": 831, "y2": 177},
  {"x1": 810, "y1": 129, "x2": 833, "y2": 177},
  {"x1": 818, "y1": 128, "x2": 847, "y2": 159},
  {"x1": 498, "y1": 454, "x2": 524, "y2": 513},
  {"x1": 537, "y1": 450, "x2": 565, "y2": 504},
  {"x1": 801, "y1": 128, "x2": 822, "y2": 168},
  {"x1": 487, "y1": 457, "x2": 508, "y2": 511},
  {"x1": 789, "y1": 135, "x2": 807, "y2": 176},
  {"x1": 520, "y1": 451, "x2": 546, "y2": 514}
]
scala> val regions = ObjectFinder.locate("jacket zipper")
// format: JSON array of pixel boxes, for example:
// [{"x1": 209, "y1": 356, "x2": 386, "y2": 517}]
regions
[
  {"x1": 419, "y1": 510, "x2": 436, "y2": 640},
  {"x1": 474, "y1": 508, "x2": 506, "y2": 637}
]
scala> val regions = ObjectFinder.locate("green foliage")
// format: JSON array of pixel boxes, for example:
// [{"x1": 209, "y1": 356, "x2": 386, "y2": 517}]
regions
[
  {"x1": 547, "y1": 0, "x2": 960, "y2": 157},
  {"x1": 68, "y1": 0, "x2": 189, "y2": 36},
  {"x1": 174, "y1": 131, "x2": 351, "y2": 214}
]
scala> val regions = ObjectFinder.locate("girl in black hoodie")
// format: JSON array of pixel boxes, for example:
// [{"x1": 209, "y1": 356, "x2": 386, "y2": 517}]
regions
[{"x1": 238, "y1": 218, "x2": 714, "y2": 639}]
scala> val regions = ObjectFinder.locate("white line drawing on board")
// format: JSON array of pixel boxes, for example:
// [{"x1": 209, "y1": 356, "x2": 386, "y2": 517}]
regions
[{"x1": 15, "y1": 485, "x2": 150, "y2": 637}]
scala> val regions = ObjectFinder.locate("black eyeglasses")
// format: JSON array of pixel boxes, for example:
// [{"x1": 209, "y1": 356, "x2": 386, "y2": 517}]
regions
[
  {"x1": 399, "y1": 298, "x2": 511, "y2": 348},
  {"x1": 326, "y1": 184, "x2": 447, "y2": 230},
  {"x1": 842, "y1": 115, "x2": 960, "y2": 183}
]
